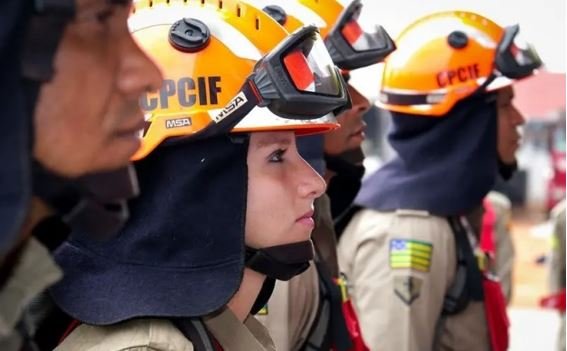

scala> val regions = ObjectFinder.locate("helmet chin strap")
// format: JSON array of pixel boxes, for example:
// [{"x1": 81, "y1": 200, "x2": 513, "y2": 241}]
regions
[
  {"x1": 250, "y1": 277, "x2": 276, "y2": 315},
  {"x1": 245, "y1": 240, "x2": 314, "y2": 281},
  {"x1": 246, "y1": 240, "x2": 314, "y2": 315}
]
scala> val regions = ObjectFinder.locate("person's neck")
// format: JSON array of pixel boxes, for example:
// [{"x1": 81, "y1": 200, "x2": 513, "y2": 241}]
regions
[{"x1": 227, "y1": 268, "x2": 266, "y2": 322}]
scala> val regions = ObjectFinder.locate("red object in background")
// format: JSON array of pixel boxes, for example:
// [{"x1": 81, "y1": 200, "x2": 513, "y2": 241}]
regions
[
  {"x1": 483, "y1": 276, "x2": 510, "y2": 351},
  {"x1": 480, "y1": 199, "x2": 496, "y2": 258},
  {"x1": 331, "y1": 299, "x2": 370, "y2": 351},
  {"x1": 540, "y1": 289, "x2": 567, "y2": 312},
  {"x1": 332, "y1": 276, "x2": 370, "y2": 351},
  {"x1": 480, "y1": 201, "x2": 510, "y2": 351}
]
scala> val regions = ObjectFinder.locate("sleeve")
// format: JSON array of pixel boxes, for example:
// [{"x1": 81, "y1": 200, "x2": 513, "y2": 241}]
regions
[{"x1": 339, "y1": 210, "x2": 456, "y2": 351}]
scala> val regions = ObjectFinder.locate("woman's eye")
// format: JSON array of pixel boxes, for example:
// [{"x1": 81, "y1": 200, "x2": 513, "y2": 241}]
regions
[{"x1": 268, "y1": 149, "x2": 287, "y2": 163}]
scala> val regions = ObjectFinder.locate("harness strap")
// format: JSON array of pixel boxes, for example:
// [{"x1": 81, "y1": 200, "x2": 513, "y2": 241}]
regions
[
  {"x1": 302, "y1": 250, "x2": 352, "y2": 351},
  {"x1": 443, "y1": 216, "x2": 484, "y2": 315},
  {"x1": 173, "y1": 318, "x2": 216, "y2": 351}
]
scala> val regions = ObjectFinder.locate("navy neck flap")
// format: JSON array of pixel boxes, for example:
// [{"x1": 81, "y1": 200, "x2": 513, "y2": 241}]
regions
[
  {"x1": 51, "y1": 135, "x2": 249, "y2": 324},
  {"x1": 356, "y1": 94, "x2": 498, "y2": 216}
]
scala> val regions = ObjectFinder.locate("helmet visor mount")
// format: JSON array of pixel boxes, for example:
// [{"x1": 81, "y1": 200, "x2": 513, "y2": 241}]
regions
[
  {"x1": 477, "y1": 24, "x2": 542, "y2": 93},
  {"x1": 325, "y1": 0, "x2": 396, "y2": 70},
  {"x1": 494, "y1": 24, "x2": 542, "y2": 80}
]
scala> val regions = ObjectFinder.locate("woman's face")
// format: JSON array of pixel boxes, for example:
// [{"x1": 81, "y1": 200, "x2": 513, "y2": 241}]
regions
[{"x1": 245, "y1": 131, "x2": 326, "y2": 249}]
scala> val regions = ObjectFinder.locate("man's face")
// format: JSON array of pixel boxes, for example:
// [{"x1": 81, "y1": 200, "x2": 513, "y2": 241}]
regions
[
  {"x1": 323, "y1": 84, "x2": 370, "y2": 155},
  {"x1": 34, "y1": 0, "x2": 162, "y2": 177},
  {"x1": 497, "y1": 86, "x2": 526, "y2": 164}
]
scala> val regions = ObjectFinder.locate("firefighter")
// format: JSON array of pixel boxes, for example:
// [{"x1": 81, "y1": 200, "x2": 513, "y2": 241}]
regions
[
  {"x1": 50, "y1": 1, "x2": 351, "y2": 349},
  {"x1": 337, "y1": 11, "x2": 540, "y2": 351},
  {"x1": 0, "y1": 0, "x2": 163, "y2": 348},
  {"x1": 256, "y1": 0, "x2": 395, "y2": 349}
]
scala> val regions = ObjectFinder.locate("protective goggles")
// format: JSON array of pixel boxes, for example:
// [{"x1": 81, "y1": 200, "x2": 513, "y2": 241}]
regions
[
  {"x1": 478, "y1": 24, "x2": 542, "y2": 93},
  {"x1": 325, "y1": 0, "x2": 396, "y2": 70},
  {"x1": 208, "y1": 24, "x2": 350, "y2": 127},
  {"x1": 494, "y1": 24, "x2": 542, "y2": 79}
]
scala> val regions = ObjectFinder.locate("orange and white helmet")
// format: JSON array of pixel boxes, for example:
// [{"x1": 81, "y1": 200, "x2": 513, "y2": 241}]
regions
[
  {"x1": 130, "y1": 0, "x2": 349, "y2": 160},
  {"x1": 377, "y1": 11, "x2": 542, "y2": 117},
  {"x1": 250, "y1": 0, "x2": 395, "y2": 70}
]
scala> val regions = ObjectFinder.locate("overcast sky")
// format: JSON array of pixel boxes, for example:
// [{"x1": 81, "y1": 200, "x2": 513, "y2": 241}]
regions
[{"x1": 350, "y1": 0, "x2": 565, "y2": 98}]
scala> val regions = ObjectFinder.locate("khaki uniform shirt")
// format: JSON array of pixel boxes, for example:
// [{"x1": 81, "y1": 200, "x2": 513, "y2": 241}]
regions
[
  {"x1": 338, "y1": 208, "x2": 490, "y2": 351},
  {"x1": 56, "y1": 308, "x2": 275, "y2": 351},
  {"x1": 256, "y1": 262, "x2": 320, "y2": 351},
  {"x1": 0, "y1": 238, "x2": 62, "y2": 349}
]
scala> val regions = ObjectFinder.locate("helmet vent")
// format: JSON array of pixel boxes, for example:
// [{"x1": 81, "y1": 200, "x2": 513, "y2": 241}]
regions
[
  {"x1": 218, "y1": 0, "x2": 223, "y2": 9},
  {"x1": 262, "y1": 5, "x2": 287, "y2": 26},
  {"x1": 255, "y1": 16, "x2": 260, "y2": 30},
  {"x1": 237, "y1": 4, "x2": 241, "y2": 17},
  {"x1": 169, "y1": 18, "x2": 211, "y2": 52}
]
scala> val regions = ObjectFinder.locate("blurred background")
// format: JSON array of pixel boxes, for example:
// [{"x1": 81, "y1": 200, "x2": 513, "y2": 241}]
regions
[{"x1": 349, "y1": 1, "x2": 566, "y2": 349}]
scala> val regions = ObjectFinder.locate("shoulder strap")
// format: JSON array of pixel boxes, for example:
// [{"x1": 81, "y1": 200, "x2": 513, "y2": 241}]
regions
[
  {"x1": 173, "y1": 318, "x2": 216, "y2": 351},
  {"x1": 301, "y1": 265, "x2": 331, "y2": 351},
  {"x1": 302, "y1": 253, "x2": 352, "y2": 351},
  {"x1": 443, "y1": 216, "x2": 484, "y2": 315}
]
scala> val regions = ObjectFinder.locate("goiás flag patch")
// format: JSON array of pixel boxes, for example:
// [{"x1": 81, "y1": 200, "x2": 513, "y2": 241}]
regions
[{"x1": 389, "y1": 239, "x2": 433, "y2": 272}]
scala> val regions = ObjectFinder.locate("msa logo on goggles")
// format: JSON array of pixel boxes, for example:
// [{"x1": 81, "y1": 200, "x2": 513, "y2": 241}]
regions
[
  {"x1": 213, "y1": 92, "x2": 247, "y2": 123},
  {"x1": 140, "y1": 76, "x2": 222, "y2": 111},
  {"x1": 436, "y1": 63, "x2": 480, "y2": 88}
]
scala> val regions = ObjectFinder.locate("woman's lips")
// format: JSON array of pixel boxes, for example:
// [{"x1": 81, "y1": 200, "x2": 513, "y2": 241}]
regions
[{"x1": 296, "y1": 210, "x2": 315, "y2": 228}]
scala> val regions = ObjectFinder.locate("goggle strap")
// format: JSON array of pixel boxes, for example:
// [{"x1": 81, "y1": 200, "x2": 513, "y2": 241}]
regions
[{"x1": 209, "y1": 80, "x2": 261, "y2": 127}]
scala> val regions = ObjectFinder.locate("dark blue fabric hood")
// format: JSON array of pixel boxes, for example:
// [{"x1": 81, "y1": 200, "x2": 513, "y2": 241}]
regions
[
  {"x1": 356, "y1": 94, "x2": 498, "y2": 216},
  {"x1": 50, "y1": 135, "x2": 248, "y2": 325},
  {"x1": 0, "y1": 0, "x2": 32, "y2": 254}
]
